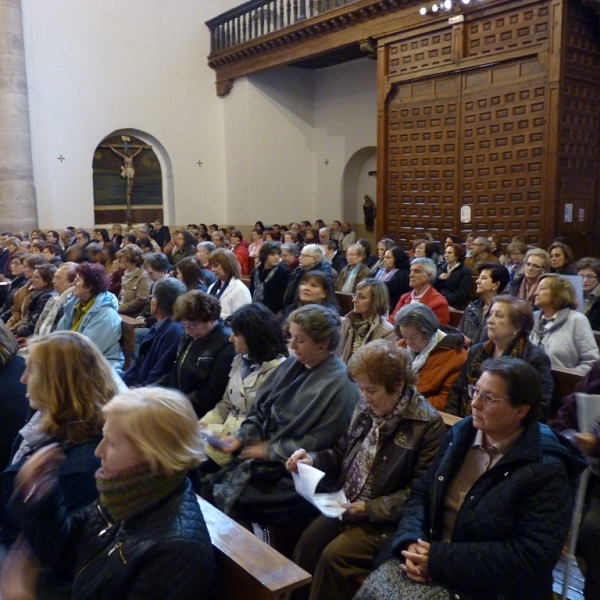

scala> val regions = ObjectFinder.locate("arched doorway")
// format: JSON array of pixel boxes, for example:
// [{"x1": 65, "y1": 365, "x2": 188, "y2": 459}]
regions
[
  {"x1": 341, "y1": 146, "x2": 377, "y2": 228},
  {"x1": 92, "y1": 130, "x2": 173, "y2": 225}
]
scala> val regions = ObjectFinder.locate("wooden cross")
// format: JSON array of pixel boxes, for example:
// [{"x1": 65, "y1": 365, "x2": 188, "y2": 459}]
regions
[
  {"x1": 57, "y1": 155, "x2": 65, "y2": 162},
  {"x1": 197, "y1": 160, "x2": 204, "y2": 167},
  {"x1": 324, "y1": 159, "x2": 330, "y2": 166}
]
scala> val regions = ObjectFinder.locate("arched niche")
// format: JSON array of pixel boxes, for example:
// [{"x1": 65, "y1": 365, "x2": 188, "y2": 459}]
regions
[
  {"x1": 341, "y1": 146, "x2": 377, "y2": 227},
  {"x1": 92, "y1": 129, "x2": 174, "y2": 225}
]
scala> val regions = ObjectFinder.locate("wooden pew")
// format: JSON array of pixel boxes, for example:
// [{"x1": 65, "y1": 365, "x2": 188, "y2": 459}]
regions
[
  {"x1": 335, "y1": 291, "x2": 354, "y2": 316},
  {"x1": 119, "y1": 314, "x2": 146, "y2": 371},
  {"x1": 448, "y1": 308, "x2": 464, "y2": 329},
  {"x1": 551, "y1": 366, "x2": 584, "y2": 410},
  {"x1": 198, "y1": 497, "x2": 311, "y2": 600}
]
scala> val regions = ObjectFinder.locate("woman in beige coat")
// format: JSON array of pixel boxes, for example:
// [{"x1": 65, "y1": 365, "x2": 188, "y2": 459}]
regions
[
  {"x1": 336, "y1": 278, "x2": 396, "y2": 363},
  {"x1": 117, "y1": 244, "x2": 152, "y2": 317},
  {"x1": 198, "y1": 303, "x2": 288, "y2": 468}
]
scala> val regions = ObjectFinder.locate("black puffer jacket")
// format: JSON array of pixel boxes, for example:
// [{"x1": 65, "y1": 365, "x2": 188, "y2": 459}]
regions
[
  {"x1": 165, "y1": 319, "x2": 235, "y2": 417},
  {"x1": 389, "y1": 418, "x2": 587, "y2": 600},
  {"x1": 15, "y1": 479, "x2": 214, "y2": 600}
]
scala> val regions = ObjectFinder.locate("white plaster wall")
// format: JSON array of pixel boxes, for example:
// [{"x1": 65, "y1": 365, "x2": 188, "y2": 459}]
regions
[
  {"x1": 21, "y1": 0, "x2": 377, "y2": 229},
  {"x1": 313, "y1": 57, "x2": 378, "y2": 223},
  {"x1": 222, "y1": 66, "x2": 316, "y2": 226},
  {"x1": 21, "y1": 0, "x2": 240, "y2": 228}
]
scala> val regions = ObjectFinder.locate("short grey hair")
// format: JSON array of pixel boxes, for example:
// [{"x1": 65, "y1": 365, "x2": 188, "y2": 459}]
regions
[
  {"x1": 410, "y1": 257, "x2": 437, "y2": 280},
  {"x1": 153, "y1": 277, "x2": 187, "y2": 315},
  {"x1": 301, "y1": 244, "x2": 324, "y2": 264},
  {"x1": 347, "y1": 243, "x2": 365, "y2": 258},
  {"x1": 394, "y1": 303, "x2": 439, "y2": 340},
  {"x1": 281, "y1": 242, "x2": 299, "y2": 256},
  {"x1": 475, "y1": 236, "x2": 492, "y2": 252},
  {"x1": 197, "y1": 241, "x2": 216, "y2": 253},
  {"x1": 0, "y1": 321, "x2": 18, "y2": 368}
]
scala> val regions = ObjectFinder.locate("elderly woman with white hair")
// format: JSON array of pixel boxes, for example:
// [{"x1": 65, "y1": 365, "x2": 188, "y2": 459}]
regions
[
  {"x1": 335, "y1": 244, "x2": 372, "y2": 293},
  {"x1": 395, "y1": 303, "x2": 467, "y2": 411},
  {"x1": 3, "y1": 387, "x2": 215, "y2": 600},
  {"x1": 388, "y1": 258, "x2": 450, "y2": 326}
]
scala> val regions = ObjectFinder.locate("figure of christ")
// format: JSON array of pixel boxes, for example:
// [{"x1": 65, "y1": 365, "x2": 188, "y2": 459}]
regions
[{"x1": 108, "y1": 145, "x2": 145, "y2": 194}]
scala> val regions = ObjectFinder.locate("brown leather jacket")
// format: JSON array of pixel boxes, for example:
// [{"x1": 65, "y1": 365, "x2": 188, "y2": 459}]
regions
[{"x1": 311, "y1": 388, "x2": 445, "y2": 524}]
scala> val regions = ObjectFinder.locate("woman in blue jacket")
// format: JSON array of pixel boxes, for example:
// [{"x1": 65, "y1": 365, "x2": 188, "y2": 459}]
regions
[
  {"x1": 56, "y1": 262, "x2": 123, "y2": 369},
  {"x1": 356, "y1": 357, "x2": 587, "y2": 600}
]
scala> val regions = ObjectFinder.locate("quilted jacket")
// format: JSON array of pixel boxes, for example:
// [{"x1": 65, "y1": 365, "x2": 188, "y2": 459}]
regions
[
  {"x1": 164, "y1": 319, "x2": 235, "y2": 417},
  {"x1": 14, "y1": 479, "x2": 214, "y2": 600},
  {"x1": 389, "y1": 417, "x2": 587, "y2": 600}
]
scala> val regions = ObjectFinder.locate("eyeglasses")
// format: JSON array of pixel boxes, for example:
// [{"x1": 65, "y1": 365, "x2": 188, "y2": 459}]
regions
[
  {"x1": 524, "y1": 262, "x2": 544, "y2": 270},
  {"x1": 581, "y1": 274, "x2": 598, "y2": 280},
  {"x1": 352, "y1": 293, "x2": 369, "y2": 302},
  {"x1": 468, "y1": 384, "x2": 510, "y2": 407}
]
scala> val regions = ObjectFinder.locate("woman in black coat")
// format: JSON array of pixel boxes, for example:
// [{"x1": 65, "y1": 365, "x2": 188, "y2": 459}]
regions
[
  {"x1": 164, "y1": 290, "x2": 235, "y2": 417},
  {"x1": 379, "y1": 246, "x2": 410, "y2": 309},
  {"x1": 4, "y1": 387, "x2": 214, "y2": 600},
  {"x1": 250, "y1": 242, "x2": 290, "y2": 315},
  {"x1": 433, "y1": 243, "x2": 473, "y2": 310}
]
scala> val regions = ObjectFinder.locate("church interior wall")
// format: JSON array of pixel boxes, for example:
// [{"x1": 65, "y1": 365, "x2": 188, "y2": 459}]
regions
[{"x1": 20, "y1": 0, "x2": 378, "y2": 231}]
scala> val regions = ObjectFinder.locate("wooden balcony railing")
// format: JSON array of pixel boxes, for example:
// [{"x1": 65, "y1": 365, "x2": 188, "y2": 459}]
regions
[{"x1": 206, "y1": 0, "x2": 361, "y2": 54}]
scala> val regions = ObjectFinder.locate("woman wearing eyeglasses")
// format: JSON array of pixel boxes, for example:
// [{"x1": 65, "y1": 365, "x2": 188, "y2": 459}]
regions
[
  {"x1": 507, "y1": 247, "x2": 551, "y2": 304},
  {"x1": 530, "y1": 274, "x2": 599, "y2": 373},
  {"x1": 336, "y1": 279, "x2": 396, "y2": 363},
  {"x1": 162, "y1": 290, "x2": 235, "y2": 418},
  {"x1": 447, "y1": 296, "x2": 553, "y2": 420},
  {"x1": 356, "y1": 357, "x2": 587, "y2": 600},
  {"x1": 576, "y1": 257, "x2": 600, "y2": 331}
]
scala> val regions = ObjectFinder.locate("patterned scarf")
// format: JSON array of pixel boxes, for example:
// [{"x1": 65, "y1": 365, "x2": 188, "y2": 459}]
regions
[
  {"x1": 343, "y1": 389, "x2": 411, "y2": 501},
  {"x1": 351, "y1": 315, "x2": 374, "y2": 356},
  {"x1": 96, "y1": 466, "x2": 186, "y2": 522}
]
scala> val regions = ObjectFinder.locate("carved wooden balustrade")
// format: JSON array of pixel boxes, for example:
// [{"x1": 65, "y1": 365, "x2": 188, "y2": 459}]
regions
[
  {"x1": 207, "y1": 0, "x2": 361, "y2": 54},
  {"x1": 205, "y1": 0, "x2": 405, "y2": 95}
]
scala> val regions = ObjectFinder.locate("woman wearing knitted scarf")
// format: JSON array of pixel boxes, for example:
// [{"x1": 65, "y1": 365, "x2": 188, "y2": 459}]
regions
[{"x1": 2, "y1": 387, "x2": 215, "y2": 600}]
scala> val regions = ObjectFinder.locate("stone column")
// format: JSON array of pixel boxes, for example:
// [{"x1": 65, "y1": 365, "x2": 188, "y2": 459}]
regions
[{"x1": 0, "y1": 0, "x2": 37, "y2": 233}]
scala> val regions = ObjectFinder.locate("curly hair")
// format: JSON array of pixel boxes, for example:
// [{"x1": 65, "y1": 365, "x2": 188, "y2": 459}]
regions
[
  {"x1": 348, "y1": 339, "x2": 417, "y2": 393},
  {"x1": 77, "y1": 262, "x2": 109, "y2": 296}
]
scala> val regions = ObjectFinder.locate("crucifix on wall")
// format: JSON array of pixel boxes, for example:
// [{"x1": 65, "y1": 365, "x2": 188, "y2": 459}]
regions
[{"x1": 100, "y1": 136, "x2": 151, "y2": 224}]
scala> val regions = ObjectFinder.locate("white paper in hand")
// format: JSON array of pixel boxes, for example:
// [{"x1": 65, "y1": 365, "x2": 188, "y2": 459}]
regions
[{"x1": 292, "y1": 462, "x2": 347, "y2": 519}]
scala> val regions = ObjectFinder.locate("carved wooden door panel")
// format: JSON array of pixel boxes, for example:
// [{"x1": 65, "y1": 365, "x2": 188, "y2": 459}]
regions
[
  {"x1": 386, "y1": 76, "x2": 460, "y2": 247},
  {"x1": 384, "y1": 57, "x2": 548, "y2": 249}
]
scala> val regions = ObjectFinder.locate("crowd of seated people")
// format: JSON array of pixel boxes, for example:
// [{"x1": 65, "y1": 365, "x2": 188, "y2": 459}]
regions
[{"x1": 2, "y1": 222, "x2": 600, "y2": 599}]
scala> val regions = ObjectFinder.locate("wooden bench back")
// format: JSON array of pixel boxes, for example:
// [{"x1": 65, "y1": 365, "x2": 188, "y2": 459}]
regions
[{"x1": 198, "y1": 497, "x2": 311, "y2": 600}]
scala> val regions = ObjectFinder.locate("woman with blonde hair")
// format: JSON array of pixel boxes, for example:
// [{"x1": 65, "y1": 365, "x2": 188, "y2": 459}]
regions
[
  {"x1": 507, "y1": 247, "x2": 551, "y2": 304},
  {"x1": 207, "y1": 248, "x2": 251, "y2": 318},
  {"x1": 4, "y1": 387, "x2": 214, "y2": 599},
  {"x1": 337, "y1": 278, "x2": 396, "y2": 363},
  {"x1": 0, "y1": 331, "x2": 119, "y2": 550},
  {"x1": 530, "y1": 273, "x2": 599, "y2": 372}
]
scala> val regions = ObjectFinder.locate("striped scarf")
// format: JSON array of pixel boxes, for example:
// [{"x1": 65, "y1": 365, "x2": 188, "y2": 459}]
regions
[{"x1": 96, "y1": 466, "x2": 186, "y2": 522}]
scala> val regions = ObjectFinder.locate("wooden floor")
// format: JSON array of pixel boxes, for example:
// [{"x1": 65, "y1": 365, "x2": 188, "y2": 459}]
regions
[{"x1": 553, "y1": 555, "x2": 585, "y2": 600}]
